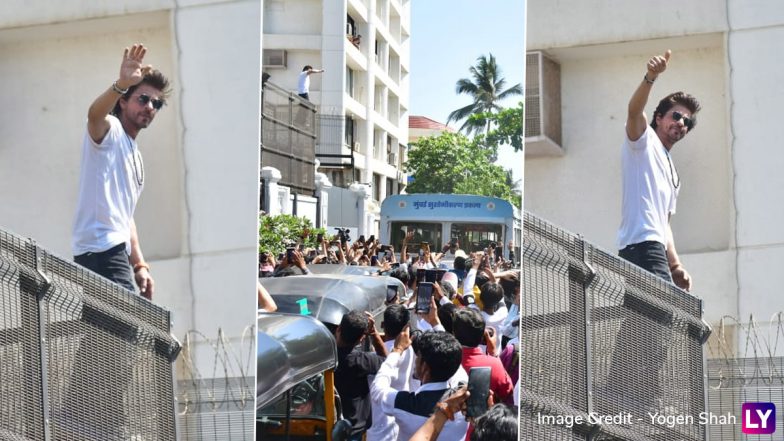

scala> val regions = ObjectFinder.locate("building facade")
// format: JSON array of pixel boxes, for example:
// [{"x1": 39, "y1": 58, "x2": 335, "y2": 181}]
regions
[
  {"x1": 525, "y1": 0, "x2": 784, "y2": 354},
  {"x1": 262, "y1": 0, "x2": 411, "y2": 233}
]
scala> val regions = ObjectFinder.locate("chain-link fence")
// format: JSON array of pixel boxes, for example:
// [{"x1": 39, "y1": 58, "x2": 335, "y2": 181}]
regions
[
  {"x1": 521, "y1": 212, "x2": 711, "y2": 441},
  {"x1": 0, "y1": 228, "x2": 180, "y2": 441},
  {"x1": 260, "y1": 80, "x2": 317, "y2": 195}
]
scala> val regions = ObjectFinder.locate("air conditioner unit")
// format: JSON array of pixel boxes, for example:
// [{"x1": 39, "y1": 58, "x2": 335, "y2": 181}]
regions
[
  {"x1": 525, "y1": 51, "x2": 563, "y2": 156},
  {"x1": 263, "y1": 49, "x2": 287, "y2": 69}
]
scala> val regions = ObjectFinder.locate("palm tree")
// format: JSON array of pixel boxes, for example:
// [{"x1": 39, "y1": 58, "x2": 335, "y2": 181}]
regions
[{"x1": 446, "y1": 53, "x2": 523, "y2": 135}]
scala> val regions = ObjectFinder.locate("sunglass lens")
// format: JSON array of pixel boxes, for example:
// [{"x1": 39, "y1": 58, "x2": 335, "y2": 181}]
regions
[
  {"x1": 672, "y1": 111, "x2": 693, "y2": 130},
  {"x1": 138, "y1": 94, "x2": 164, "y2": 110}
]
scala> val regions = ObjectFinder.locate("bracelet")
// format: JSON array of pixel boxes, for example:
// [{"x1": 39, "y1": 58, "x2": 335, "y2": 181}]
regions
[
  {"x1": 112, "y1": 81, "x2": 129, "y2": 95},
  {"x1": 434, "y1": 402, "x2": 454, "y2": 420},
  {"x1": 643, "y1": 74, "x2": 655, "y2": 85},
  {"x1": 133, "y1": 262, "x2": 151, "y2": 273}
]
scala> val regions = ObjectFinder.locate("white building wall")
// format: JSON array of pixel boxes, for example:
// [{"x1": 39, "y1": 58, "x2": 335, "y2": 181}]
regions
[
  {"x1": 526, "y1": 0, "x2": 784, "y2": 353},
  {"x1": 0, "y1": 0, "x2": 260, "y2": 375}
]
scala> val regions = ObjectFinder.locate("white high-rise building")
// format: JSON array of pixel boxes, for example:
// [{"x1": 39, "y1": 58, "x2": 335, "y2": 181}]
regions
[{"x1": 262, "y1": 0, "x2": 411, "y2": 225}]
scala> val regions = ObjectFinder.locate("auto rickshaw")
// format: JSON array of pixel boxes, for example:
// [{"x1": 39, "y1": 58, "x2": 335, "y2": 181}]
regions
[
  {"x1": 257, "y1": 312, "x2": 351, "y2": 441},
  {"x1": 259, "y1": 274, "x2": 405, "y2": 329}
]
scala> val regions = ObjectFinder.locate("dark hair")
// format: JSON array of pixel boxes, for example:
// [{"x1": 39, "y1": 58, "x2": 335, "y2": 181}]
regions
[
  {"x1": 383, "y1": 304, "x2": 410, "y2": 339},
  {"x1": 437, "y1": 303, "x2": 457, "y2": 334},
  {"x1": 453, "y1": 256, "x2": 467, "y2": 271},
  {"x1": 475, "y1": 272, "x2": 491, "y2": 289},
  {"x1": 470, "y1": 404, "x2": 518, "y2": 441},
  {"x1": 498, "y1": 272, "x2": 519, "y2": 298},
  {"x1": 339, "y1": 310, "x2": 368, "y2": 346},
  {"x1": 650, "y1": 91, "x2": 701, "y2": 131},
  {"x1": 389, "y1": 267, "x2": 409, "y2": 285},
  {"x1": 480, "y1": 282, "x2": 505, "y2": 312},
  {"x1": 412, "y1": 331, "x2": 462, "y2": 382},
  {"x1": 498, "y1": 272, "x2": 520, "y2": 307},
  {"x1": 112, "y1": 70, "x2": 171, "y2": 117},
  {"x1": 452, "y1": 308, "x2": 485, "y2": 347},
  {"x1": 303, "y1": 65, "x2": 313, "y2": 71}
]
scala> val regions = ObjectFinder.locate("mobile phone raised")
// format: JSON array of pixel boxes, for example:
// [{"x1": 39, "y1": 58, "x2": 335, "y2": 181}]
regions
[
  {"x1": 415, "y1": 282, "x2": 434, "y2": 314},
  {"x1": 425, "y1": 269, "x2": 437, "y2": 283},
  {"x1": 466, "y1": 367, "x2": 492, "y2": 418}
]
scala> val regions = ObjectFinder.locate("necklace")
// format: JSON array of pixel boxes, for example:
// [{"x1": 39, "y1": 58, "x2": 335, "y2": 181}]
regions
[
  {"x1": 124, "y1": 132, "x2": 144, "y2": 187},
  {"x1": 664, "y1": 149, "x2": 680, "y2": 190}
]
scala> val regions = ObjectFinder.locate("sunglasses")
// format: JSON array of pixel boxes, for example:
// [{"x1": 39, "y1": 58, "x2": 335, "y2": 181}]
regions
[
  {"x1": 671, "y1": 111, "x2": 694, "y2": 130},
  {"x1": 136, "y1": 94, "x2": 165, "y2": 110}
]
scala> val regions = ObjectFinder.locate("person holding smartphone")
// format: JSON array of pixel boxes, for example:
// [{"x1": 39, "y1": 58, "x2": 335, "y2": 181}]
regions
[
  {"x1": 370, "y1": 327, "x2": 468, "y2": 441},
  {"x1": 452, "y1": 309, "x2": 514, "y2": 405}
]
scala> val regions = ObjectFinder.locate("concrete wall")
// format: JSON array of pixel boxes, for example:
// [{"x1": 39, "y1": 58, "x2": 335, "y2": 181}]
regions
[
  {"x1": 0, "y1": 0, "x2": 260, "y2": 374},
  {"x1": 526, "y1": 0, "x2": 784, "y2": 353}
]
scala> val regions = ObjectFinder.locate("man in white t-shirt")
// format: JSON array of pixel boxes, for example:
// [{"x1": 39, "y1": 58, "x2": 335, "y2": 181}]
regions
[
  {"x1": 297, "y1": 65, "x2": 324, "y2": 101},
  {"x1": 72, "y1": 44, "x2": 170, "y2": 300},
  {"x1": 617, "y1": 49, "x2": 700, "y2": 292}
]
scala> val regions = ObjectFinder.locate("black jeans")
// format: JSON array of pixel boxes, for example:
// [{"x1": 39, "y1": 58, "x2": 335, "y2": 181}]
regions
[
  {"x1": 74, "y1": 243, "x2": 136, "y2": 293},
  {"x1": 618, "y1": 240, "x2": 672, "y2": 282}
]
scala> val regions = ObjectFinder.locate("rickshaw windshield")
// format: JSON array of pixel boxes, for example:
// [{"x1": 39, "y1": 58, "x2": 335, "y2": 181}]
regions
[{"x1": 257, "y1": 374, "x2": 327, "y2": 419}]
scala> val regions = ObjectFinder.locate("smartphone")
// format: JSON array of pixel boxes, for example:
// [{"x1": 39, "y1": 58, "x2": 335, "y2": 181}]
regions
[
  {"x1": 415, "y1": 282, "x2": 434, "y2": 314},
  {"x1": 367, "y1": 235, "x2": 375, "y2": 244},
  {"x1": 358, "y1": 235, "x2": 366, "y2": 244},
  {"x1": 286, "y1": 247, "x2": 295, "y2": 261},
  {"x1": 390, "y1": 262, "x2": 400, "y2": 269},
  {"x1": 316, "y1": 233, "x2": 324, "y2": 243},
  {"x1": 416, "y1": 268, "x2": 426, "y2": 283},
  {"x1": 466, "y1": 367, "x2": 492, "y2": 418},
  {"x1": 370, "y1": 255, "x2": 379, "y2": 266},
  {"x1": 425, "y1": 269, "x2": 437, "y2": 283},
  {"x1": 495, "y1": 245, "x2": 503, "y2": 260},
  {"x1": 435, "y1": 269, "x2": 447, "y2": 283}
]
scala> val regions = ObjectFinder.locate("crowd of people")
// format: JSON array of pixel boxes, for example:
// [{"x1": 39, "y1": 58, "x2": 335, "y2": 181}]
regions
[{"x1": 259, "y1": 230, "x2": 520, "y2": 440}]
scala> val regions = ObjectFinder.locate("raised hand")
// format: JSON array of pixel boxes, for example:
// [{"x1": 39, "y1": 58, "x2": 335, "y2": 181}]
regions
[
  {"x1": 646, "y1": 49, "x2": 671, "y2": 80},
  {"x1": 119, "y1": 44, "x2": 153, "y2": 89}
]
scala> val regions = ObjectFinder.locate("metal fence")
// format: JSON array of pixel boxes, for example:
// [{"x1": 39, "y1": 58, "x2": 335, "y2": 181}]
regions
[
  {"x1": 521, "y1": 212, "x2": 711, "y2": 441},
  {"x1": 260, "y1": 81, "x2": 317, "y2": 195},
  {"x1": 704, "y1": 315, "x2": 784, "y2": 440},
  {"x1": 315, "y1": 114, "x2": 355, "y2": 171},
  {"x1": 0, "y1": 228, "x2": 180, "y2": 441}
]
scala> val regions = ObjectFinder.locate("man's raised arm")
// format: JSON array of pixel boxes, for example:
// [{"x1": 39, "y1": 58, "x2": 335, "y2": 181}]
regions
[
  {"x1": 627, "y1": 50, "x2": 670, "y2": 142},
  {"x1": 87, "y1": 44, "x2": 152, "y2": 143}
]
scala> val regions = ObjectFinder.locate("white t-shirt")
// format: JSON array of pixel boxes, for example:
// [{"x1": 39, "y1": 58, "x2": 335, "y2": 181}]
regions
[
  {"x1": 297, "y1": 71, "x2": 310, "y2": 94},
  {"x1": 72, "y1": 116, "x2": 144, "y2": 256},
  {"x1": 616, "y1": 125, "x2": 679, "y2": 250},
  {"x1": 482, "y1": 305, "x2": 509, "y2": 356}
]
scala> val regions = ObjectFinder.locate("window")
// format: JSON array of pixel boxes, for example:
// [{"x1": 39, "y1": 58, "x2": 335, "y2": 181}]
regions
[
  {"x1": 373, "y1": 173, "x2": 382, "y2": 201},
  {"x1": 346, "y1": 15, "x2": 356, "y2": 36},
  {"x1": 390, "y1": 222, "x2": 443, "y2": 252},
  {"x1": 386, "y1": 178, "x2": 394, "y2": 197},
  {"x1": 345, "y1": 67, "x2": 355, "y2": 98},
  {"x1": 344, "y1": 116, "x2": 355, "y2": 147},
  {"x1": 450, "y1": 223, "x2": 503, "y2": 253}
]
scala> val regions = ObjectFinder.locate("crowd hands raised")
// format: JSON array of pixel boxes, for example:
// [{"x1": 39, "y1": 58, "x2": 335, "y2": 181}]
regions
[{"x1": 259, "y1": 229, "x2": 520, "y2": 440}]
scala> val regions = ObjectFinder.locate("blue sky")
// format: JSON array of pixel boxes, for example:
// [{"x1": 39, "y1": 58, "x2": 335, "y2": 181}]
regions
[{"x1": 409, "y1": 0, "x2": 526, "y2": 183}]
